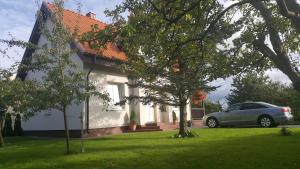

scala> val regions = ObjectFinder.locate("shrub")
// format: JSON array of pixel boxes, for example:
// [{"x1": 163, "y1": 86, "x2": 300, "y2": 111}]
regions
[
  {"x1": 280, "y1": 127, "x2": 292, "y2": 136},
  {"x1": 172, "y1": 130, "x2": 199, "y2": 138},
  {"x1": 3, "y1": 113, "x2": 13, "y2": 137},
  {"x1": 172, "y1": 111, "x2": 177, "y2": 123},
  {"x1": 130, "y1": 111, "x2": 136, "y2": 123},
  {"x1": 14, "y1": 114, "x2": 23, "y2": 136}
]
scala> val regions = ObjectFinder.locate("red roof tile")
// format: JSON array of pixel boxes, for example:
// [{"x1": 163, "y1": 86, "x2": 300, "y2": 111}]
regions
[{"x1": 47, "y1": 3, "x2": 127, "y2": 62}]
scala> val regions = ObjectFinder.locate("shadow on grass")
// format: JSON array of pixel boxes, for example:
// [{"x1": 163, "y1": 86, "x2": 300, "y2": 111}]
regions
[{"x1": 1, "y1": 129, "x2": 300, "y2": 169}]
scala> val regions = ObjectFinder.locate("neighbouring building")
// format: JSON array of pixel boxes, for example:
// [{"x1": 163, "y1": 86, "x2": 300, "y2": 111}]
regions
[{"x1": 18, "y1": 1, "x2": 192, "y2": 137}]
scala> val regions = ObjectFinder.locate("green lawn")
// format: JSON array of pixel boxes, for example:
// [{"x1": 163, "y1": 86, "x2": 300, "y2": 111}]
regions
[{"x1": 1, "y1": 128, "x2": 300, "y2": 169}]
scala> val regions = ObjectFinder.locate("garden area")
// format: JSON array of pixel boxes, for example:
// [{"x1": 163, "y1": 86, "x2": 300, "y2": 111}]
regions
[{"x1": 1, "y1": 128, "x2": 300, "y2": 169}]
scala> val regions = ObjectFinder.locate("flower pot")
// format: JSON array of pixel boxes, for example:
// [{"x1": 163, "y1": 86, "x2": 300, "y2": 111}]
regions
[{"x1": 129, "y1": 122, "x2": 137, "y2": 131}]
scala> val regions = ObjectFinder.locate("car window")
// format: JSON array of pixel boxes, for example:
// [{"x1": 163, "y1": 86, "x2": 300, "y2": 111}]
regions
[
  {"x1": 227, "y1": 104, "x2": 241, "y2": 111},
  {"x1": 240, "y1": 103, "x2": 267, "y2": 110}
]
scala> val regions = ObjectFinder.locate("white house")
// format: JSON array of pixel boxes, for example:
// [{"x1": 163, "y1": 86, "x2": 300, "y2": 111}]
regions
[{"x1": 18, "y1": 2, "x2": 191, "y2": 137}]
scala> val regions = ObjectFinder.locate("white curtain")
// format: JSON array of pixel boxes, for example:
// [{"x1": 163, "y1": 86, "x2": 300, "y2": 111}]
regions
[{"x1": 106, "y1": 84, "x2": 120, "y2": 104}]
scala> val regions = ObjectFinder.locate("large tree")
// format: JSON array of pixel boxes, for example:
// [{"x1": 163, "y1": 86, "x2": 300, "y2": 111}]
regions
[
  {"x1": 142, "y1": 0, "x2": 300, "y2": 94},
  {"x1": 219, "y1": 0, "x2": 300, "y2": 93},
  {"x1": 83, "y1": 0, "x2": 244, "y2": 137}
]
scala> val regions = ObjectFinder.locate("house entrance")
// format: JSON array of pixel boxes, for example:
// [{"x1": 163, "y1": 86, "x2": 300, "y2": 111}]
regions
[{"x1": 145, "y1": 104, "x2": 155, "y2": 122}]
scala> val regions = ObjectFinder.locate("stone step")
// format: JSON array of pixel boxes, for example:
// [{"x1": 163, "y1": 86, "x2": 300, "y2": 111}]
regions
[
  {"x1": 145, "y1": 122, "x2": 158, "y2": 127},
  {"x1": 137, "y1": 126, "x2": 161, "y2": 130}
]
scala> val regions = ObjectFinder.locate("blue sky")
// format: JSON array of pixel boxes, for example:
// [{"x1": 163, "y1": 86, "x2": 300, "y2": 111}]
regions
[{"x1": 0, "y1": 0, "x2": 291, "y2": 105}]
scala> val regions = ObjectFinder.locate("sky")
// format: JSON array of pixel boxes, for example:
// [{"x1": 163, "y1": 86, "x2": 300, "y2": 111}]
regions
[{"x1": 0, "y1": 0, "x2": 292, "y2": 106}]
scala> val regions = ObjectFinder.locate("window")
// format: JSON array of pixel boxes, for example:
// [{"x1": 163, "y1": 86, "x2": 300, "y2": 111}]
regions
[
  {"x1": 106, "y1": 84, "x2": 125, "y2": 110},
  {"x1": 240, "y1": 103, "x2": 267, "y2": 110}
]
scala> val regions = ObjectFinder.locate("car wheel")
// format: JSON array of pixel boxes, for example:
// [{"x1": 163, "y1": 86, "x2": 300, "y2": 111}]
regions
[
  {"x1": 206, "y1": 118, "x2": 218, "y2": 128},
  {"x1": 259, "y1": 116, "x2": 274, "y2": 128}
]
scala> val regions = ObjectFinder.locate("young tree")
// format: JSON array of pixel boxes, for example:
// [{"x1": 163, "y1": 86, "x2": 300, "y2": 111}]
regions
[
  {"x1": 0, "y1": 69, "x2": 12, "y2": 146},
  {"x1": 83, "y1": 0, "x2": 241, "y2": 137},
  {"x1": 0, "y1": 66, "x2": 40, "y2": 146},
  {"x1": 31, "y1": 0, "x2": 88, "y2": 154},
  {"x1": 0, "y1": 108, "x2": 4, "y2": 147},
  {"x1": 1, "y1": 0, "x2": 108, "y2": 153},
  {"x1": 28, "y1": 0, "x2": 108, "y2": 154}
]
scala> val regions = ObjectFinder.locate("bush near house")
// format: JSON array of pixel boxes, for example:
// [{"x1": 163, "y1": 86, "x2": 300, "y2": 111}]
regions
[
  {"x1": 3, "y1": 113, "x2": 13, "y2": 137},
  {"x1": 14, "y1": 114, "x2": 23, "y2": 136}
]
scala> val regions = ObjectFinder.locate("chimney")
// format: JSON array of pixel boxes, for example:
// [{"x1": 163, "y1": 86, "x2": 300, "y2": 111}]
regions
[{"x1": 86, "y1": 12, "x2": 96, "y2": 19}]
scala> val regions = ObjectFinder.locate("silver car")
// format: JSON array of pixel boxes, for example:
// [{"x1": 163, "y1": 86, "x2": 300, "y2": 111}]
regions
[{"x1": 203, "y1": 102, "x2": 294, "y2": 128}]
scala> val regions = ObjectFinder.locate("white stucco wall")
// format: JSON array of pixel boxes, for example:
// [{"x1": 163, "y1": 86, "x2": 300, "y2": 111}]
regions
[
  {"x1": 87, "y1": 67, "x2": 130, "y2": 129},
  {"x1": 22, "y1": 18, "x2": 84, "y2": 131}
]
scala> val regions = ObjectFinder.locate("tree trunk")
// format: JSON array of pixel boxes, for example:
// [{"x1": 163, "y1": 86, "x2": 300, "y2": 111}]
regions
[
  {"x1": 251, "y1": 1, "x2": 300, "y2": 93},
  {"x1": 0, "y1": 118, "x2": 4, "y2": 147},
  {"x1": 80, "y1": 111, "x2": 85, "y2": 153},
  {"x1": 63, "y1": 106, "x2": 70, "y2": 154},
  {"x1": 276, "y1": 0, "x2": 300, "y2": 34},
  {"x1": 178, "y1": 103, "x2": 188, "y2": 136}
]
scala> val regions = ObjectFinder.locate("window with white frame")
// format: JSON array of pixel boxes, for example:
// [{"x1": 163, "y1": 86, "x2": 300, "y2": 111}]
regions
[{"x1": 106, "y1": 83, "x2": 125, "y2": 110}]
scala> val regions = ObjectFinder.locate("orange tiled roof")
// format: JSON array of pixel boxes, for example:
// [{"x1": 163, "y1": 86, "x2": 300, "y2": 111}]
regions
[{"x1": 47, "y1": 3, "x2": 127, "y2": 62}]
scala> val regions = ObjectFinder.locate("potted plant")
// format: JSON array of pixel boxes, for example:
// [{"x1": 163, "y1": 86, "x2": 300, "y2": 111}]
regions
[
  {"x1": 172, "y1": 111, "x2": 177, "y2": 125},
  {"x1": 129, "y1": 111, "x2": 137, "y2": 131}
]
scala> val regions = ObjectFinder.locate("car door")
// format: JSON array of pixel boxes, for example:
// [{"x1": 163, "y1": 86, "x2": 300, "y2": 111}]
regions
[
  {"x1": 239, "y1": 103, "x2": 267, "y2": 125},
  {"x1": 219, "y1": 104, "x2": 243, "y2": 125}
]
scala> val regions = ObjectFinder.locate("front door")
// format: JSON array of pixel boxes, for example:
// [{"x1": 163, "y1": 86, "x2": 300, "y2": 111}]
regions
[{"x1": 145, "y1": 104, "x2": 155, "y2": 122}]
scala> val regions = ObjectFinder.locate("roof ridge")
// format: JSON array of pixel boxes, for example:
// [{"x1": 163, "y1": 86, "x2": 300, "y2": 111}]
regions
[{"x1": 46, "y1": 2, "x2": 108, "y2": 26}]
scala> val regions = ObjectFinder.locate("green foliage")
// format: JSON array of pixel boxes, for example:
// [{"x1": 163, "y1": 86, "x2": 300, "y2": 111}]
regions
[
  {"x1": 129, "y1": 111, "x2": 136, "y2": 123},
  {"x1": 227, "y1": 73, "x2": 300, "y2": 120},
  {"x1": 204, "y1": 100, "x2": 222, "y2": 114},
  {"x1": 227, "y1": 73, "x2": 271, "y2": 105},
  {"x1": 226, "y1": 1, "x2": 300, "y2": 93},
  {"x1": 14, "y1": 114, "x2": 23, "y2": 136},
  {"x1": 82, "y1": 0, "x2": 242, "y2": 136},
  {"x1": 3, "y1": 113, "x2": 13, "y2": 137}
]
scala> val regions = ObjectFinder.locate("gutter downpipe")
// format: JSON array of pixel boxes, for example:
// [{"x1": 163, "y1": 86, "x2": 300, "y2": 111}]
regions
[{"x1": 86, "y1": 56, "x2": 96, "y2": 134}]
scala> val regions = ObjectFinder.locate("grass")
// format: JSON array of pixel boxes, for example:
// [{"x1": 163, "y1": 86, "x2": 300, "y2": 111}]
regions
[{"x1": 1, "y1": 128, "x2": 300, "y2": 169}]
